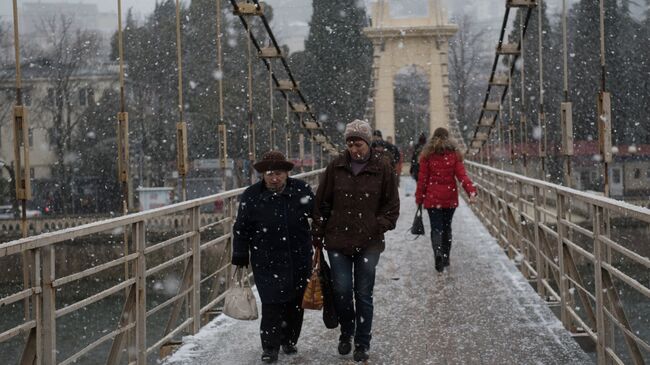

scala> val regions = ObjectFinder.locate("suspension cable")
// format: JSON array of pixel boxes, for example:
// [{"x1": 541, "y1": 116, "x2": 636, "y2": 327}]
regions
[
  {"x1": 246, "y1": 24, "x2": 256, "y2": 178},
  {"x1": 230, "y1": 0, "x2": 337, "y2": 152},
  {"x1": 216, "y1": 0, "x2": 228, "y2": 191},
  {"x1": 520, "y1": 16, "x2": 528, "y2": 176},
  {"x1": 467, "y1": 3, "x2": 535, "y2": 170},
  {"x1": 269, "y1": 61, "x2": 275, "y2": 149},
  {"x1": 12, "y1": 0, "x2": 31, "y2": 322},
  {"x1": 537, "y1": 0, "x2": 546, "y2": 181},
  {"x1": 175, "y1": 0, "x2": 188, "y2": 200},
  {"x1": 561, "y1": 0, "x2": 573, "y2": 187},
  {"x1": 598, "y1": 0, "x2": 611, "y2": 197}
]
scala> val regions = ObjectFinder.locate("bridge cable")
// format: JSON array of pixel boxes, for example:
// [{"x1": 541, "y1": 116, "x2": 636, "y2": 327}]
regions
[
  {"x1": 230, "y1": 0, "x2": 338, "y2": 156},
  {"x1": 519, "y1": 17, "x2": 529, "y2": 176},
  {"x1": 246, "y1": 23, "x2": 256, "y2": 182},
  {"x1": 116, "y1": 0, "x2": 132, "y2": 313},
  {"x1": 598, "y1": 0, "x2": 611, "y2": 197},
  {"x1": 11, "y1": 0, "x2": 32, "y2": 323},
  {"x1": 467, "y1": 2, "x2": 536, "y2": 176},
  {"x1": 537, "y1": 0, "x2": 547, "y2": 181},
  {"x1": 175, "y1": 0, "x2": 189, "y2": 201},
  {"x1": 216, "y1": 0, "x2": 228, "y2": 191},
  {"x1": 560, "y1": 0, "x2": 573, "y2": 188}
]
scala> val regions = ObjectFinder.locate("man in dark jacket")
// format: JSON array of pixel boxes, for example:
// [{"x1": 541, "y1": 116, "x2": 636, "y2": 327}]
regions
[
  {"x1": 232, "y1": 151, "x2": 314, "y2": 363},
  {"x1": 409, "y1": 133, "x2": 427, "y2": 181},
  {"x1": 312, "y1": 119, "x2": 400, "y2": 362}
]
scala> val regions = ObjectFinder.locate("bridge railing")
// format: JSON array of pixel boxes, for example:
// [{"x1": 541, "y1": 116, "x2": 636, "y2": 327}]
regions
[
  {"x1": 466, "y1": 161, "x2": 650, "y2": 365},
  {"x1": 0, "y1": 169, "x2": 323, "y2": 365}
]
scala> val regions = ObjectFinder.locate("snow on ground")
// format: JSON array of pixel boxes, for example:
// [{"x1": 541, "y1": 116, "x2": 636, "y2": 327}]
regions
[{"x1": 163, "y1": 177, "x2": 592, "y2": 365}]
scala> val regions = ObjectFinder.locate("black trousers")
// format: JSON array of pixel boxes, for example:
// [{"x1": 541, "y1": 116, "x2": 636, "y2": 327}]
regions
[
  {"x1": 260, "y1": 293, "x2": 305, "y2": 351},
  {"x1": 427, "y1": 208, "x2": 456, "y2": 264}
]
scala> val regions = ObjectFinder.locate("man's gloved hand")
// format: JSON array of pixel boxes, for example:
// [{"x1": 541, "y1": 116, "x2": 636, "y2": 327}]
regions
[{"x1": 231, "y1": 255, "x2": 249, "y2": 267}]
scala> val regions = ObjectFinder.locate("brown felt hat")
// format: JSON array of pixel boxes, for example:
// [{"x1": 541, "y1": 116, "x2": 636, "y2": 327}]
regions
[{"x1": 253, "y1": 150, "x2": 294, "y2": 173}]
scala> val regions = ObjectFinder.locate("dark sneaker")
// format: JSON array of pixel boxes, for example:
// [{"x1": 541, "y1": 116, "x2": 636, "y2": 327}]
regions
[
  {"x1": 261, "y1": 348, "x2": 278, "y2": 363},
  {"x1": 338, "y1": 337, "x2": 352, "y2": 355},
  {"x1": 353, "y1": 345, "x2": 369, "y2": 362},
  {"x1": 281, "y1": 344, "x2": 297, "y2": 354}
]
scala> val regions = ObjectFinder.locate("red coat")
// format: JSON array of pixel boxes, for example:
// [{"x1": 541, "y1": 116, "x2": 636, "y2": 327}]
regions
[{"x1": 415, "y1": 151, "x2": 476, "y2": 209}]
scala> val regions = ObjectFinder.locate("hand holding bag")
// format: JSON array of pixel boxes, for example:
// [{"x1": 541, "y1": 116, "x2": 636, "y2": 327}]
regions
[
  {"x1": 302, "y1": 249, "x2": 324, "y2": 310},
  {"x1": 223, "y1": 266, "x2": 259, "y2": 320},
  {"x1": 410, "y1": 204, "x2": 425, "y2": 236},
  {"x1": 319, "y1": 250, "x2": 338, "y2": 328}
]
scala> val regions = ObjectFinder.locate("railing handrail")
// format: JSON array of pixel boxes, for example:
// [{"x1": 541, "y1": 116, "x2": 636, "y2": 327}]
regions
[
  {"x1": 0, "y1": 169, "x2": 324, "y2": 257},
  {"x1": 466, "y1": 160, "x2": 650, "y2": 223}
]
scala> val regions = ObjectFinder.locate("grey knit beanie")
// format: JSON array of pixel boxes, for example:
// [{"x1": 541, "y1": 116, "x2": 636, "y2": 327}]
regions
[{"x1": 343, "y1": 119, "x2": 372, "y2": 146}]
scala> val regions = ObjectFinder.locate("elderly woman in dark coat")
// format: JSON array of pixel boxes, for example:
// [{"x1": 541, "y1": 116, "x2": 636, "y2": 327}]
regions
[{"x1": 231, "y1": 151, "x2": 314, "y2": 363}]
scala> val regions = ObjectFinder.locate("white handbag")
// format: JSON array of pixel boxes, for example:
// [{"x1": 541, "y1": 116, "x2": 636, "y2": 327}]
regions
[{"x1": 223, "y1": 267, "x2": 259, "y2": 320}]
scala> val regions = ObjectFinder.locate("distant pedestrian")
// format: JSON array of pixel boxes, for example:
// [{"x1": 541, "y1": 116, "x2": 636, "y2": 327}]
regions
[
  {"x1": 371, "y1": 130, "x2": 401, "y2": 185},
  {"x1": 231, "y1": 151, "x2": 314, "y2": 363},
  {"x1": 312, "y1": 119, "x2": 400, "y2": 362},
  {"x1": 409, "y1": 133, "x2": 427, "y2": 181},
  {"x1": 415, "y1": 128, "x2": 477, "y2": 273}
]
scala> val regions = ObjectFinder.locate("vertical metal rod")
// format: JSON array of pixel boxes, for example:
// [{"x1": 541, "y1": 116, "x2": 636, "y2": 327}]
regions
[
  {"x1": 519, "y1": 17, "x2": 528, "y2": 176},
  {"x1": 285, "y1": 98, "x2": 290, "y2": 158},
  {"x1": 13, "y1": 0, "x2": 32, "y2": 321},
  {"x1": 12, "y1": 0, "x2": 22, "y2": 104},
  {"x1": 537, "y1": 0, "x2": 546, "y2": 181},
  {"x1": 133, "y1": 222, "x2": 146, "y2": 365},
  {"x1": 246, "y1": 24, "x2": 256, "y2": 183},
  {"x1": 561, "y1": 0, "x2": 572, "y2": 188},
  {"x1": 593, "y1": 206, "x2": 606, "y2": 364},
  {"x1": 269, "y1": 62, "x2": 275, "y2": 149},
  {"x1": 216, "y1": 0, "x2": 227, "y2": 191},
  {"x1": 42, "y1": 245, "x2": 56, "y2": 365},
  {"x1": 599, "y1": 0, "x2": 609, "y2": 197},
  {"x1": 175, "y1": 0, "x2": 188, "y2": 201}
]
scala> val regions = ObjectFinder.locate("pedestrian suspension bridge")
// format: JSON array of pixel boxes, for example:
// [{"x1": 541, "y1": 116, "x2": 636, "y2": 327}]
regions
[{"x1": 1, "y1": 1, "x2": 649, "y2": 364}]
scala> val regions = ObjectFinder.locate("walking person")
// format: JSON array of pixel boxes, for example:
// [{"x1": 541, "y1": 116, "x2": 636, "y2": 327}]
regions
[
  {"x1": 415, "y1": 127, "x2": 477, "y2": 273},
  {"x1": 312, "y1": 119, "x2": 400, "y2": 362},
  {"x1": 231, "y1": 151, "x2": 314, "y2": 363},
  {"x1": 409, "y1": 132, "x2": 427, "y2": 181}
]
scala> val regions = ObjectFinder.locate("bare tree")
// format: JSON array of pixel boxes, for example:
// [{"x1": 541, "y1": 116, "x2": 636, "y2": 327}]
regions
[
  {"x1": 448, "y1": 14, "x2": 490, "y2": 140},
  {"x1": 36, "y1": 15, "x2": 99, "y2": 213}
]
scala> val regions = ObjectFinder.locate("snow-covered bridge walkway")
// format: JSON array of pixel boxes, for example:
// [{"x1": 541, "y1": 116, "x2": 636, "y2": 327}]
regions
[{"x1": 163, "y1": 179, "x2": 592, "y2": 365}]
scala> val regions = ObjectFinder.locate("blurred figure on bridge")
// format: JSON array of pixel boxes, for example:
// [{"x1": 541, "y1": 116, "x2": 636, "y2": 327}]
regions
[
  {"x1": 409, "y1": 133, "x2": 427, "y2": 181},
  {"x1": 312, "y1": 119, "x2": 400, "y2": 362},
  {"x1": 231, "y1": 151, "x2": 314, "y2": 363},
  {"x1": 415, "y1": 127, "x2": 477, "y2": 273},
  {"x1": 371, "y1": 130, "x2": 401, "y2": 186}
]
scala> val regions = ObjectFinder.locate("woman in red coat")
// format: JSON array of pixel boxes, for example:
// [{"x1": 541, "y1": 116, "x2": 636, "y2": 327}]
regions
[{"x1": 415, "y1": 127, "x2": 477, "y2": 273}]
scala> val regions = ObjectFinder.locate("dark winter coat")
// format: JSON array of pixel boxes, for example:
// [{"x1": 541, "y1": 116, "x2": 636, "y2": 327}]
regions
[
  {"x1": 312, "y1": 150, "x2": 400, "y2": 255},
  {"x1": 415, "y1": 148, "x2": 476, "y2": 209},
  {"x1": 409, "y1": 142, "x2": 425, "y2": 180},
  {"x1": 232, "y1": 178, "x2": 314, "y2": 304}
]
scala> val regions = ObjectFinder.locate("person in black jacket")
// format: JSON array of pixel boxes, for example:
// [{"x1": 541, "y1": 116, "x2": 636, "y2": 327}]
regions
[
  {"x1": 231, "y1": 151, "x2": 314, "y2": 363},
  {"x1": 410, "y1": 133, "x2": 427, "y2": 181}
]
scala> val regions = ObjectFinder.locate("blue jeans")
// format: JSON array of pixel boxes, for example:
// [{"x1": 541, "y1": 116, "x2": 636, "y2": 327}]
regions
[
  {"x1": 427, "y1": 208, "x2": 456, "y2": 264},
  {"x1": 327, "y1": 249, "x2": 380, "y2": 349}
]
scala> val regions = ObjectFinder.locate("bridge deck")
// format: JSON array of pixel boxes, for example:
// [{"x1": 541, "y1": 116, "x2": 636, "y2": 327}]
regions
[{"x1": 163, "y1": 179, "x2": 592, "y2": 365}]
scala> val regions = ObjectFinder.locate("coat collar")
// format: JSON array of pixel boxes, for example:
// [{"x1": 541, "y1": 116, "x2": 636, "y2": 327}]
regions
[
  {"x1": 258, "y1": 177, "x2": 298, "y2": 201},
  {"x1": 335, "y1": 150, "x2": 383, "y2": 174}
]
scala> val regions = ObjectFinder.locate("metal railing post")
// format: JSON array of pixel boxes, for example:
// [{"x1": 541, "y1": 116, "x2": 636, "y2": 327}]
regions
[
  {"x1": 41, "y1": 245, "x2": 56, "y2": 365},
  {"x1": 533, "y1": 185, "x2": 544, "y2": 298},
  {"x1": 593, "y1": 205, "x2": 606, "y2": 364},
  {"x1": 556, "y1": 192, "x2": 570, "y2": 329},
  {"x1": 133, "y1": 221, "x2": 146, "y2": 365},
  {"x1": 190, "y1": 207, "x2": 201, "y2": 334}
]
